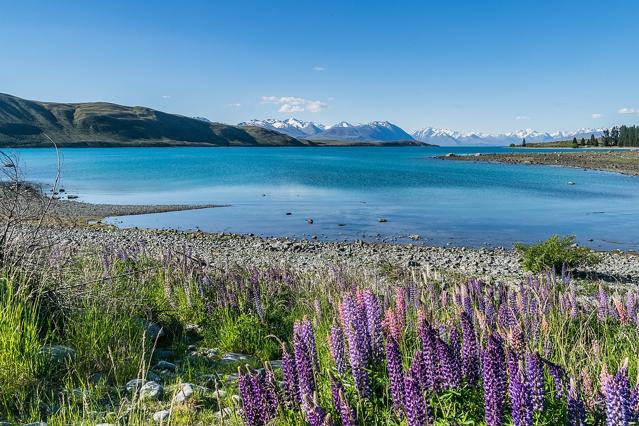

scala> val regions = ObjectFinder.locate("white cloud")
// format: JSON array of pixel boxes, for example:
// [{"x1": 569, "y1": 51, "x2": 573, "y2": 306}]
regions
[
  {"x1": 225, "y1": 103, "x2": 242, "y2": 108},
  {"x1": 313, "y1": 65, "x2": 325, "y2": 71},
  {"x1": 161, "y1": 95, "x2": 171, "y2": 99},
  {"x1": 618, "y1": 107, "x2": 638, "y2": 115},
  {"x1": 591, "y1": 113, "x2": 603, "y2": 119},
  {"x1": 261, "y1": 96, "x2": 327, "y2": 113},
  {"x1": 515, "y1": 115, "x2": 530, "y2": 121},
  {"x1": 279, "y1": 104, "x2": 305, "y2": 113}
]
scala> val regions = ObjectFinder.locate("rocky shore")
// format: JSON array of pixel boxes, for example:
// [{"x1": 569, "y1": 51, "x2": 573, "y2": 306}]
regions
[
  {"x1": 56, "y1": 226, "x2": 639, "y2": 284},
  {"x1": 437, "y1": 150, "x2": 639, "y2": 176}
]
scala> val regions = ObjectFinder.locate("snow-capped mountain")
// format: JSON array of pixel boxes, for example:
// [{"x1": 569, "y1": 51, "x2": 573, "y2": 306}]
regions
[
  {"x1": 240, "y1": 119, "x2": 414, "y2": 142},
  {"x1": 315, "y1": 121, "x2": 414, "y2": 141},
  {"x1": 239, "y1": 118, "x2": 325, "y2": 139},
  {"x1": 240, "y1": 118, "x2": 604, "y2": 146},
  {"x1": 411, "y1": 127, "x2": 604, "y2": 146}
]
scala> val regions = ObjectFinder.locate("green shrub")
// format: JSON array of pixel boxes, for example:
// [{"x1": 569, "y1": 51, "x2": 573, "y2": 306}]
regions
[
  {"x1": 0, "y1": 277, "x2": 44, "y2": 413},
  {"x1": 514, "y1": 234, "x2": 600, "y2": 274}
]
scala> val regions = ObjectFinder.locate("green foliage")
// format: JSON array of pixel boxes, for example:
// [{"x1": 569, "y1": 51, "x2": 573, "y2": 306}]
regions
[
  {"x1": 206, "y1": 311, "x2": 281, "y2": 360},
  {"x1": 514, "y1": 234, "x2": 601, "y2": 274},
  {"x1": 61, "y1": 303, "x2": 149, "y2": 385},
  {"x1": 0, "y1": 276, "x2": 44, "y2": 414}
]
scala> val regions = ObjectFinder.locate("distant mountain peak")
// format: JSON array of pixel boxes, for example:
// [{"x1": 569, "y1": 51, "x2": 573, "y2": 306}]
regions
[{"x1": 411, "y1": 126, "x2": 604, "y2": 146}]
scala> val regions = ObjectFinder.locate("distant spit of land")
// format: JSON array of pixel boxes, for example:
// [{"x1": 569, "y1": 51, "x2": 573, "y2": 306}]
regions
[{"x1": 437, "y1": 150, "x2": 639, "y2": 176}]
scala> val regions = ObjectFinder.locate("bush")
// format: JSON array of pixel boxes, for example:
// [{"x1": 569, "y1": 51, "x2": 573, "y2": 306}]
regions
[{"x1": 514, "y1": 234, "x2": 600, "y2": 274}]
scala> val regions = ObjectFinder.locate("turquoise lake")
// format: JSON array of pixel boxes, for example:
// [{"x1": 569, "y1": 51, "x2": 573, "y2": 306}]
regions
[{"x1": 8, "y1": 146, "x2": 639, "y2": 250}]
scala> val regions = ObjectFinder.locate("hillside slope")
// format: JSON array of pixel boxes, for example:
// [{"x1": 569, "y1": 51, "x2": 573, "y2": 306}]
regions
[{"x1": 0, "y1": 93, "x2": 306, "y2": 147}]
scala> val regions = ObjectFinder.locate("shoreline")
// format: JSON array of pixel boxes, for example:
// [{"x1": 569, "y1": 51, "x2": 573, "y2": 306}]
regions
[
  {"x1": 48, "y1": 199, "x2": 224, "y2": 222},
  {"x1": 437, "y1": 151, "x2": 639, "y2": 176},
  {"x1": 53, "y1": 226, "x2": 639, "y2": 284}
]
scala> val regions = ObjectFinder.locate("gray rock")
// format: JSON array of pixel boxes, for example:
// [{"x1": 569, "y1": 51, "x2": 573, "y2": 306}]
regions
[
  {"x1": 213, "y1": 407, "x2": 233, "y2": 419},
  {"x1": 125, "y1": 378, "x2": 142, "y2": 390},
  {"x1": 23, "y1": 423, "x2": 47, "y2": 426},
  {"x1": 172, "y1": 383, "x2": 194, "y2": 404},
  {"x1": 153, "y1": 360, "x2": 177, "y2": 372},
  {"x1": 140, "y1": 381, "x2": 163, "y2": 400},
  {"x1": 152, "y1": 410, "x2": 170, "y2": 422},
  {"x1": 139, "y1": 319, "x2": 165, "y2": 342},
  {"x1": 153, "y1": 348, "x2": 175, "y2": 360},
  {"x1": 268, "y1": 359, "x2": 283, "y2": 369},
  {"x1": 219, "y1": 352, "x2": 249, "y2": 364},
  {"x1": 146, "y1": 371, "x2": 162, "y2": 383},
  {"x1": 211, "y1": 389, "x2": 227, "y2": 399},
  {"x1": 39, "y1": 345, "x2": 75, "y2": 363}
]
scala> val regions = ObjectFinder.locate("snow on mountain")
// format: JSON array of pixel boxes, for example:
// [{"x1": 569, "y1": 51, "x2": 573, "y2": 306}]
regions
[
  {"x1": 240, "y1": 119, "x2": 414, "y2": 142},
  {"x1": 411, "y1": 127, "x2": 604, "y2": 146},
  {"x1": 240, "y1": 118, "x2": 603, "y2": 146},
  {"x1": 316, "y1": 121, "x2": 414, "y2": 141},
  {"x1": 239, "y1": 118, "x2": 325, "y2": 139}
]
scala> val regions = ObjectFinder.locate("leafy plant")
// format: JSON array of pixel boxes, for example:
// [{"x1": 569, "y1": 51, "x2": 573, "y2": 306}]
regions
[{"x1": 514, "y1": 234, "x2": 600, "y2": 274}]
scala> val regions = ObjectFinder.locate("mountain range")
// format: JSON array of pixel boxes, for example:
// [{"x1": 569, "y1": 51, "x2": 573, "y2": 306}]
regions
[
  {"x1": 238, "y1": 119, "x2": 414, "y2": 142},
  {"x1": 0, "y1": 93, "x2": 305, "y2": 147},
  {"x1": 240, "y1": 118, "x2": 604, "y2": 146}
]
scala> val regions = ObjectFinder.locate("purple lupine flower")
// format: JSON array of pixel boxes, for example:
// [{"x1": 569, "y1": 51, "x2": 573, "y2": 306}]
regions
[
  {"x1": 260, "y1": 365, "x2": 280, "y2": 415},
  {"x1": 463, "y1": 293, "x2": 473, "y2": 318},
  {"x1": 567, "y1": 378, "x2": 586, "y2": 426},
  {"x1": 449, "y1": 326, "x2": 461, "y2": 363},
  {"x1": 363, "y1": 289, "x2": 384, "y2": 362},
  {"x1": 345, "y1": 322, "x2": 371, "y2": 397},
  {"x1": 395, "y1": 286, "x2": 406, "y2": 331},
  {"x1": 507, "y1": 351, "x2": 532, "y2": 426},
  {"x1": 386, "y1": 335, "x2": 405, "y2": 412},
  {"x1": 545, "y1": 360, "x2": 566, "y2": 398},
  {"x1": 629, "y1": 385, "x2": 639, "y2": 422},
  {"x1": 417, "y1": 311, "x2": 438, "y2": 391},
  {"x1": 328, "y1": 323, "x2": 347, "y2": 375},
  {"x1": 294, "y1": 321, "x2": 315, "y2": 400},
  {"x1": 507, "y1": 350, "x2": 523, "y2": 426},
  {"x1": 460, "y1": 312, "x2": 480, "y2": 385},
  {"x1": 525, "y1": 352, "x2": 544, "y2": 413},
  {"x1": 281, "y1": 343, "x2": 299, "y2": 405},
  {"x1": 627, "y1": 291, "x2": 638, "y2": 325},
  {"x1": 238, "y1": 369, "x2": 261, "y2": 426},
  {"x1": 238, "y1": 368, "x2": 277, "y2": 426},
  {"x1": 605, "y1": 366, "x2": 630, "y2": 426},
  {"x1": 482, "y1": 334, "x2": 507, "y2": 426},
  {"x1": 598, "y1": 285, "x2": 609, "y2": 321},
  {"x1": 302, "y1": 394, "x2": 329, "y2": 426},
  {"x1": 404, "y1": 362, "x2": 433, "y2": 426},
  {"x1": 436, "y1": 336, "x2": 461, "y2": 388},
  {"x1": 329, "y1": 374, "x2": 355, "y2": 425},
  {"x1": 300, "y1": 318, "x2": 320, "y2": 372},
  {"x1": 337, "y1": 390, "x2": 356, "y2": 426}
]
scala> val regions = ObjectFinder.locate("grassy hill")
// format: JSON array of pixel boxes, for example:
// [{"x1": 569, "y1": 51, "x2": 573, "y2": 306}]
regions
[{"x1": 0, "y1": 93, "x2": 308, "y2": 147}]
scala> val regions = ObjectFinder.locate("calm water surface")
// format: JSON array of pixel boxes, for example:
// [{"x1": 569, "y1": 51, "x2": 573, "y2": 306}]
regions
[{"x1": 8, "y1": 146, "x2": 639, "y2": 250}]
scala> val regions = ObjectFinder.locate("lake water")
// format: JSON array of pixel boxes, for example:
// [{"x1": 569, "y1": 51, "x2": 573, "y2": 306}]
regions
[{"x1": 7, "y1": 146, "x2": 639, "y2": 250}]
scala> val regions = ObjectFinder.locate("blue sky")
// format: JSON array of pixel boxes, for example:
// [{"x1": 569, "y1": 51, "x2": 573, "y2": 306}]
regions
[{"x1": 1, "y1": 0, "x2": 638, "y2": 133}]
